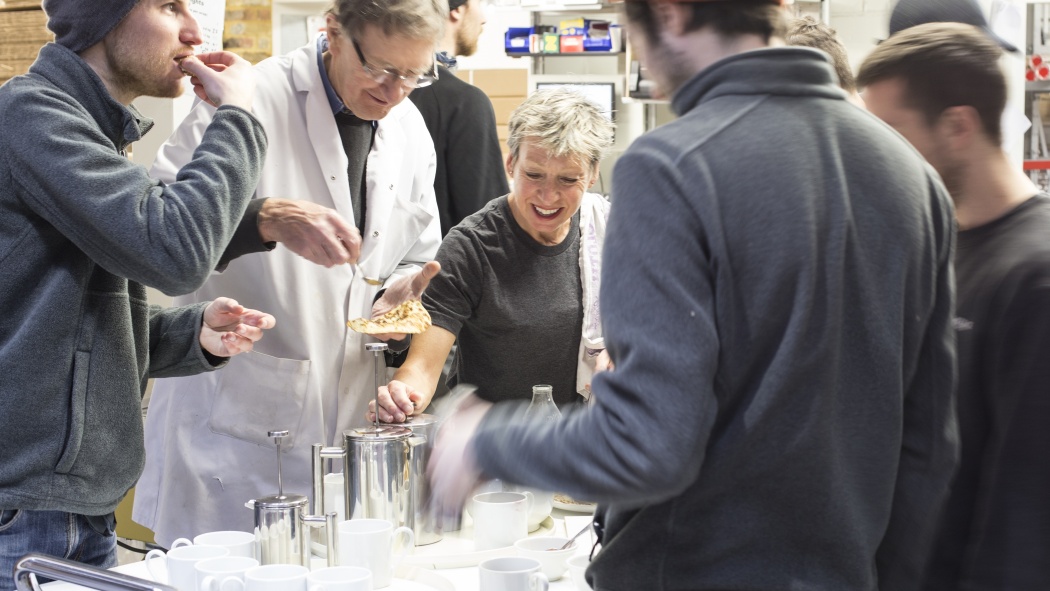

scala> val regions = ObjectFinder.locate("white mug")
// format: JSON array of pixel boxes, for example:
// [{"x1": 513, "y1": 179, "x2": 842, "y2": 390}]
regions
[
  {"x1": 145, "y1": 543, "x2": 229, "y2": 591},
  {"x1": 324, "y1": 473, "x2": 346, "y2": 522},
  {"x1": 479, "y1": 557, "x2": 549, "y2": 591},
  {"x1": 195, "y1": 556, "x2": 259, "y2": 591},
  {"x1": 193, "y1": 531, "x2": 257, "y2": 559},
  {"x1": 337, "y1": 519, "x2": 414, "y2": 588},
  {"x1": 224, "y1": 564, "x2": 309, "y2": 591},
  {"x1": 566, "y1": 555, "x2": 592, "y2": 591},
  {"x1": 472, "y1": 491, "x2": 533, "y2": 551},
  {"x1": 307, "y1": 566, "x2": 372, "y2": 591}
]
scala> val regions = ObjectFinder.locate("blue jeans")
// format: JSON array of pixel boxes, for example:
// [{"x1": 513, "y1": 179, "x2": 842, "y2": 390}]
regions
[{"x1": 0, "y1": 509, "x2": 116, "y2": 590}]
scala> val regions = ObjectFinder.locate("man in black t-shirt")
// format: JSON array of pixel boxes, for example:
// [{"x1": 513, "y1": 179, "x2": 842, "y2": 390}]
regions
[{"x1": 861, "y1": 23, "x2": 1050, "y2": 590}]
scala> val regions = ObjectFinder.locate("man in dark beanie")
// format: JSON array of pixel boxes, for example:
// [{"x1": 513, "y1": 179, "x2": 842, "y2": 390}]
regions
[
  {"x1": 427, "y1": 1, "x2": 958, "y2": 590},
  {"x1": 0, "y1": 1, "x2": 280, "y2": 584}
]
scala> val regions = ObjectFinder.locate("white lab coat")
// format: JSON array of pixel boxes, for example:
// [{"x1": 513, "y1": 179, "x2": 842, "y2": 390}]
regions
[{"x1": 132, "y1": 40, "x2": 440, "y2": 546}]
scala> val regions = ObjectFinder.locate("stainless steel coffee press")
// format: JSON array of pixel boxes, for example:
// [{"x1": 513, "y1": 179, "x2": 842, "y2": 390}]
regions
[
  {"x1": 248, "y1": 430, "x2": 337, "y2": 567},
  {"x1": 313, "y1": 343, "x2": 414, "y2": 534},
  {"x1": 396, "y1": 413, "x2": 442, "y2": 545}
]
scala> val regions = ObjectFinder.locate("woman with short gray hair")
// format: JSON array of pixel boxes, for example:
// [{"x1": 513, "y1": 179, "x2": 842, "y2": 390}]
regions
[{"x1": 372, "y1": 88, "x2": 615, "y2": 420}]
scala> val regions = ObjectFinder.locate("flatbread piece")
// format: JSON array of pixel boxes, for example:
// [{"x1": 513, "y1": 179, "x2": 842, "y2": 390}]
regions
[{"x1": 346, "y1": 299, "x2": 432, "y2": 335}]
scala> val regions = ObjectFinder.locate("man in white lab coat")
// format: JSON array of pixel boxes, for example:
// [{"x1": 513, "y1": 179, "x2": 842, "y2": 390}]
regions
[{"x1": 133, "y1": 0, "x2": 446, "y2": 545}]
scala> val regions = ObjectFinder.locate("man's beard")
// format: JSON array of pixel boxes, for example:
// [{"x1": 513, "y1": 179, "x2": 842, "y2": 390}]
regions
[
  {"x1": 646, "y1": 39, "x2": 694, "y2": 100},
  {"x1": 454, "y1": 26, "x2": 479, "y2": 57},
  {"x1": 106, "y1": 38, "x2": 185, "y2": 99}
]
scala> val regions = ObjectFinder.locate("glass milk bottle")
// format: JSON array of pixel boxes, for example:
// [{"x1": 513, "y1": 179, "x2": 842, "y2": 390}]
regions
[{"x1": 525, "y1": 384, "x2": 562, "y2": 424}]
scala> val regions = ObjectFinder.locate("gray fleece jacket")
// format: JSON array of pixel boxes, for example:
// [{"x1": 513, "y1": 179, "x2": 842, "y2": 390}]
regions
[
  {"x1": 0, "y1": 44, "x2": 267, "y2": 516},
  {"x1": 473, "y1": 47, "x2": 958, "y2": 590}
]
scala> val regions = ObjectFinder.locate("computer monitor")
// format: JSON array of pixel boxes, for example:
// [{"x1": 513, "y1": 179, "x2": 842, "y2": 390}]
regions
[{"x1": 534, "y1": 82, "x2": 616, "y2": 122}]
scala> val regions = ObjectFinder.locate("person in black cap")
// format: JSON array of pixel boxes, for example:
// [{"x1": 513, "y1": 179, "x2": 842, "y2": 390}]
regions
[
  {"x1": 409, "y1": 0, "x2": 509, "y2": 237},
  {"x1": 861, "y1": 22, "x2": 1050, "y2": 591},
  {"x1": 888, "y1": 0, "x2": 1019, "y2": 52},
  {"x1": 0, "y1": 0, "x2": 278, "y2": 585},
  {"x1": 427, "y1": 0, "x2": 958, "y2": 590}
]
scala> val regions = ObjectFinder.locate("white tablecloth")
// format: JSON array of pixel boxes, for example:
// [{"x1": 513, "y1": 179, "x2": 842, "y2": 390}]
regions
[{"x1": 40, "y1": 511, "x2": 594, "y2": 591}]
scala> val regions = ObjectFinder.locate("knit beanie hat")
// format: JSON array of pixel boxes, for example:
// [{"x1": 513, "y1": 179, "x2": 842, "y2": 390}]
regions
[
  {"x1": 42, "y1": 0, "x2": 141, "y2": 53},
  {"x1": 449, "y1": 0, "x2": 468, "y2": 11}
]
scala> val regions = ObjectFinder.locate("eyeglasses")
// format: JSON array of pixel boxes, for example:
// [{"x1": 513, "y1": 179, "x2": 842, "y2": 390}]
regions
[{"x1": 350, "y1": 35, "x2": 437, "y2": 89}]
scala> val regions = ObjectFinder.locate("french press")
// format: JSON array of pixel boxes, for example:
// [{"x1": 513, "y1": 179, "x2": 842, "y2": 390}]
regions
[
  {"x1": 248, "y1": 430, "x2": 338, "y2": 567},
  {"x1": 312, "y1": 343, "x2": 415, "y2": 533}
]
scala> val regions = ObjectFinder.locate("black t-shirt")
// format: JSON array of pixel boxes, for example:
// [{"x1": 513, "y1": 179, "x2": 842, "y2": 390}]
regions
[
  {"x1": 923, "y1": 194, "x2": 1050, "y2": 590},
  {"x1": 423, "y1": 196, "x2": 583, "y2": 406}
]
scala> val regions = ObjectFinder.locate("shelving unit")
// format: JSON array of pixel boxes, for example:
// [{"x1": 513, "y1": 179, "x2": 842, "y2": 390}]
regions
[{"x1": 1025, "y1": 2, "x2": 1050, "y2": 189}]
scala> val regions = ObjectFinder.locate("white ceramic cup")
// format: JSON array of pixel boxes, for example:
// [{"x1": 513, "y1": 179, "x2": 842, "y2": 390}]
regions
[
  {"x1": 145, "y1": 543, "x2": 229, "y2": 591},
  {"x1": 513, "y1": 537, "x2": 575, "y2": 581},
  {"x1": 566, "y1": 555, "x2": 592, "y2": 591},
  {"x1": 472, "y1": 491, "x2": 533, "y2": 551},
  {"x1": 337, "y1": 519, "x2": 414, "y2": 588},
  {"x1": 507, "y1": 486, "x2": 553, "y2": 532},
  {"x1": 307, "y1": 566, "x2": 372, "y2": 591},
  {"x1": 324, "y1": 473, "x2": 346, "y2": 522},
  {"x1": 193, "y1": 531, "x2": 257, "y2": 559},
  {"x1": 195, "y1": 556, "x2": 259, "y2": 591},
  {"x1": 224, "y1": 564, "x2": 309, "y2": 591},
  {"x1": 478, "y1": 557, "x2": 549, "y2": 591}
]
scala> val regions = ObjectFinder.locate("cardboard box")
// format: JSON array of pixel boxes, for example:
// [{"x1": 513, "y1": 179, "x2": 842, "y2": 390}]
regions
[
  {"x1": 0, "y1": 8, "x2": 49, "y2": 83},
  {"x1": 560, "y1": 35, "x2": 584, "y2": 52},
  {"x1": 472, "y1": 69, "x2": 528, "y2": 98},
  {"x1": 542, "y1": 33, "x2": 560, "y2": 54},
  {"x1": 0, "y1": 0, "x2": 42, "y2": 11},
  {"x1": 559, "y1": 18, "x2": 593, "y2": 36},
  {"x1": 490, "y1": 97, "x2": 523, "y2": 126},
  {"x1": 0, "y1": 8, "x2": 49, "y2": 43}
]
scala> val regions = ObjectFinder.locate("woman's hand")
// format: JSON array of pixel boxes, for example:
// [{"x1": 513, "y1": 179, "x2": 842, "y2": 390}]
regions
[
  {"x1": 371, "y1": 261, "x2": 441, "y2": 341},
  {"x1": 368, "y1": 380, "x2": 424, "y2": 423}
]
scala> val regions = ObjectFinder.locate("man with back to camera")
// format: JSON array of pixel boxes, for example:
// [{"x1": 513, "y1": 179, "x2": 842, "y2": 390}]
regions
[
  {"x1": 133, "y1": 0, "x2": 446, "y2": 546},
  {"x1": 409, "y1": 0, "x2": 510, "y2": 237},
  {"x1": 0, "y1": 0, "x2": 279, "y2": 585},
  {"x1": 860, "y1": 22, "x2": 1050, "y2": 590},
  {"x1": 426, "y1": 1, "x2": 959, "y2": 589}
]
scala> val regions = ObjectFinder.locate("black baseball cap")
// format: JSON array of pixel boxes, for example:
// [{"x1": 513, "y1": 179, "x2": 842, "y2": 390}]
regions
[{"x1": 888, "y1": 0, "x2": 1019, "y2": 53}]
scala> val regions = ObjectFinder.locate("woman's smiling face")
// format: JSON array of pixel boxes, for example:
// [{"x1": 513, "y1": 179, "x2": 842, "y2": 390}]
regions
[{"x1": 506, "y1": 140, "x2": 597, "y2": 246}]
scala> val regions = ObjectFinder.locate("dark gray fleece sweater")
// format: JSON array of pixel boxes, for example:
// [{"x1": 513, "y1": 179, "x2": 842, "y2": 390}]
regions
[
  {"x1": 473, "y1": 47, "x2": 958, "y2": 591},
  {"x1": 0, "y1": 43, "x2": 267, "y2": 516}
]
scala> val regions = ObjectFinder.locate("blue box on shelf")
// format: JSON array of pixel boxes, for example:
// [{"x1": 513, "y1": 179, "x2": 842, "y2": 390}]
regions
[
  {"x1": 505, "y1": 27, "x2": 532, "y2": 53},
  {"x1": 583, "y1": 36, "x2": 612, "y2": 52}
]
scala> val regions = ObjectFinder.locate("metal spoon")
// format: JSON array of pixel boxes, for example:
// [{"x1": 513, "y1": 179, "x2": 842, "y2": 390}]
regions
[
  {"x1": 354, "y1": 263, "x2": 384, "y2": 286},
  {"x1": 552, "y1": 522, "x2": 592, "y2": 551}
]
